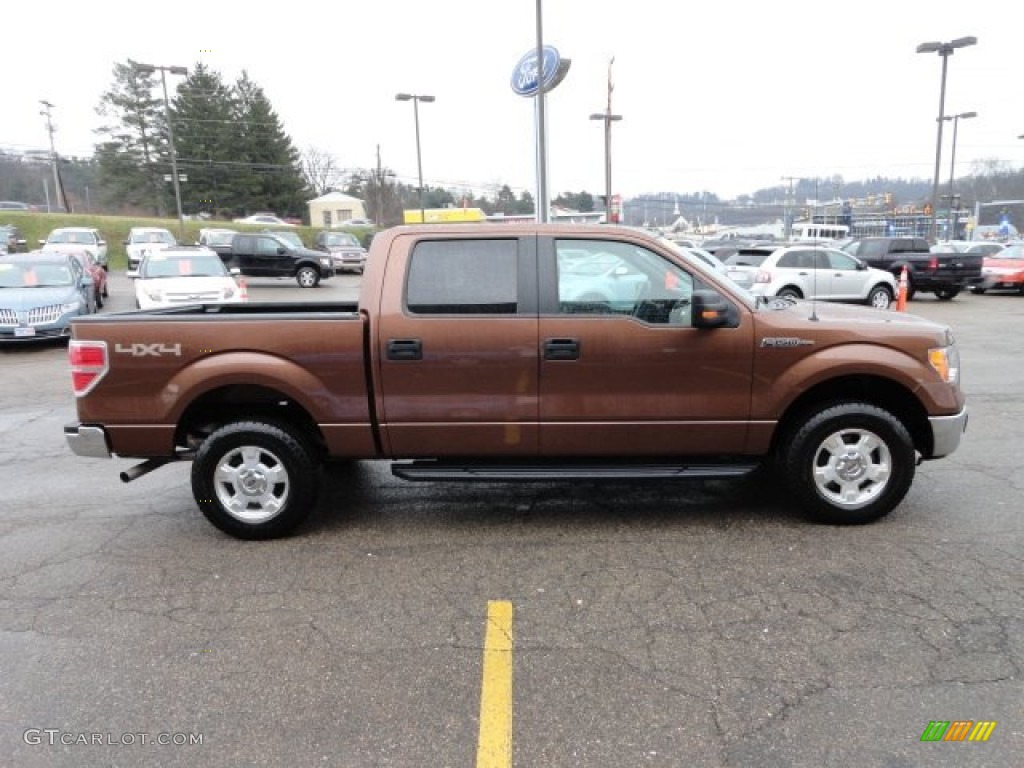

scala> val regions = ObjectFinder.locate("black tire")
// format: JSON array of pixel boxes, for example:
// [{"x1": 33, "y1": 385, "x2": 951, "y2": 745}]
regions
[
  {"x1": 296, "y1": 266, "x2": 320, "y2": 288},
  {"x1": 191, "y1": 421, "x2": 321, "y2": 539},
  {"x1": 934, "y1": 286, "x2": 960, "y2": 301},
  {"x1": 777, "y1": 286, "x2": 802, "y2": 299},
  {"x1": 866, "y1": 284, "x2": 893, "y2": 309},
  {"x1": 780, "y1": 402, "x2": 915, "y2": 525},
  {"x1": 970, "y1": 285, "x2": 986, "y2": 295}
]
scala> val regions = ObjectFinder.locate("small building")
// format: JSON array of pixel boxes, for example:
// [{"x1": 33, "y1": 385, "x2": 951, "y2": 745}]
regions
[{"x1": 307, "y1": 192, "x2": 368, "y2": 229}]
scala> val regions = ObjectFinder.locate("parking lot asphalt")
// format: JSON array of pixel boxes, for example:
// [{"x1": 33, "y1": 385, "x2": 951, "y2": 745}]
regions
[{"x1": 1, "y1": 278, "x2": 1022, "y2": 767}]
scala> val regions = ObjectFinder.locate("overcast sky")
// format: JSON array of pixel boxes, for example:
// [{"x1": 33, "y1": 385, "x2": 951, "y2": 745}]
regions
[{"x1": 6, "y1": 1, "x2": 1022, "y2": 201}]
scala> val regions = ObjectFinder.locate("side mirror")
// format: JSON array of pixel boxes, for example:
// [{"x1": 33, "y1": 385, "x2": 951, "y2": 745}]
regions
[
  {"x1": 691, "y1": 289, "x2": 734, "y2": 329},
  {"x1": 126, "y1": 270, "x2": 140, "y2": 279},
  {"x1": 277, "y1": 247, "x2": 287, "y2": 255},
  {"x1": 98, "y1": 240, "x2": 107, "y2": 246},
  {"x1": 123, "y1": 239, "x2": 130, "y2": 246}
]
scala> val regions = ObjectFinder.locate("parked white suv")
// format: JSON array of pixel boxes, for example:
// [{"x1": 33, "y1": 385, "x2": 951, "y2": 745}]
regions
[
  {"x1": 125, "y1": 227, "x2": 177, "y2": 269},
  {"x1": 39, "y1": 227, "x2": 109, "y2": 270},
  {"x1": 724, "y1": 245, "x2": 897, "y2": 308}
]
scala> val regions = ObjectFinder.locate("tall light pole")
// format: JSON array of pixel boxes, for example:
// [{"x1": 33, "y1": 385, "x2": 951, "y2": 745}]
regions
[
  {"x1": 590, "y1": 57, "x2": 622, "y2": 224},
  {"x1": 943, "y1": 110, "x2": 976, "y2": 240},
  {"x1": 395, "y1": 93, "x2": 434, "y2": 224},
  {"x1": 917, "y1": 36, "x2": 977, "y2": 243},
  {"x1": 132, "y1": 61, "x2": 188, "y2": 238},
  {"x1": 38, "y1": 100, "x2": 63, "y2": 213}
]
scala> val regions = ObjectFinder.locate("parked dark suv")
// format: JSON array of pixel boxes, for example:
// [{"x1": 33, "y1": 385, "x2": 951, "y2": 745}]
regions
[{"x1": 230, "y1": 232, "x2": 334, "y2": 288}]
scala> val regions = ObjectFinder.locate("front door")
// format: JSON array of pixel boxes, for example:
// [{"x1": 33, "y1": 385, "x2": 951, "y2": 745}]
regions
[
  {"x1": 538, "y1": 237, "x2": 755, "y2": 456},
  {"x1": 376, "y1": 234, "x2": 540, "y2": 457}
]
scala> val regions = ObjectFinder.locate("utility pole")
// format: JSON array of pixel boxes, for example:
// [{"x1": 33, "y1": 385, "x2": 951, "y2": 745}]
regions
[
  {"x1": 39, "y1": 100, "x2": 63, "y2": 213},
  {"x1": 781, "y1": 176, "x2": 801, "y2": 240},
  {"x1": 590, "y1": 57, "x2": 622, "y2": 224}
]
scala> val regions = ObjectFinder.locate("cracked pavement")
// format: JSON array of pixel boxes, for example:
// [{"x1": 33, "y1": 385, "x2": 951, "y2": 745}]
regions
[{"x1": 1, "y1": 279, "x2": 1021, "y2": 766}]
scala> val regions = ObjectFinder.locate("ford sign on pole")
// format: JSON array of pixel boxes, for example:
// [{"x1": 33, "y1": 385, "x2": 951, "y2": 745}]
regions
[{"x1": 510, "y1": 46, "x2": 571, "y2": 98}]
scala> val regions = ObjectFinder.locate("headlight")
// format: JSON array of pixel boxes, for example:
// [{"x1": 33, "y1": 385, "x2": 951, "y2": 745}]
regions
[
  {"x1": 61, "y1": 301, "x2": 81, "y2": 313},
  {"x1": 928, "y1": 345, "x2": 960, "y2": 385}
]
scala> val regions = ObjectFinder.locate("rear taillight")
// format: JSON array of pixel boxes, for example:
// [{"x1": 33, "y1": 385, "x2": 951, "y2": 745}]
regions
[
  {"x1": 928, "y1": 256, "x2": 939, "y2": 270},
  {"x1": 69, "y1": 340, "x2": 109, "y2": 396},
  {"x1": 755, "y1": 269, "x2": 772, "y2": 284}
]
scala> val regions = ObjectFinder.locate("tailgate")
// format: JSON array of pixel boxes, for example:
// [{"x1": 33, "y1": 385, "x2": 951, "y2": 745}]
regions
[{"x1": 929, "y1": 252, "x2": 983, "y2": 280}]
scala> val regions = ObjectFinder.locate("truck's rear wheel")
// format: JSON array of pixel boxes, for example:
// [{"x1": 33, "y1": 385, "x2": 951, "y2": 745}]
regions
[
  {"x1": 934, "y1": 286, "x2": 960, "y2": 300},
  {"x1": 781, "y1": 402, "x2": 915, "y2": 525},
  {"x1": 296, "y1": 266, "x2": 320, "y2": 288},
  {"x1": 191, "y1": 421, "x2": 320, "y2": 539}
]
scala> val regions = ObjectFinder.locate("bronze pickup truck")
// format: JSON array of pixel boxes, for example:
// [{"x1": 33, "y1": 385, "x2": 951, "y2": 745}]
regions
[{"x1": 64, "y1": 224, "x2": 968, "y2": 539}]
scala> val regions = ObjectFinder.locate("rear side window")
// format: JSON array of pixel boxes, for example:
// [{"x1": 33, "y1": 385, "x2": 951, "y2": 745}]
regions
[{"x1": 407, "y1": 239, "x2": 518, "y2": 314}]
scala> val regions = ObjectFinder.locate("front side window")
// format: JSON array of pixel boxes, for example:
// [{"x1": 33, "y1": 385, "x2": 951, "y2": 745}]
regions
[
  {"x1": 406, "y1": 239, "x2": 518, "y2": 314},
  {"x1": 556, "y1": 239, "x2": 695, "y2": 325},
  {"x1": 255, "y1": 237, "x2": 280, "y2": 256}
]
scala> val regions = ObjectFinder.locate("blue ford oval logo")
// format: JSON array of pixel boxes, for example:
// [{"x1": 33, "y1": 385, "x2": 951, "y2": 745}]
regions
[{"x1": 510, "y1": 46, "x2": 570, "y2": 97}]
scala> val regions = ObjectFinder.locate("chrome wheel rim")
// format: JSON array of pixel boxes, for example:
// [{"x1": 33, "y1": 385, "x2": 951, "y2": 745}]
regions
[
  {"x1": 214, "y1": 445, "x2": 290, "y2": 523},
  {"x1": 811, "y1": 427, "x2": 891, "y2": 509},
  {"x1": 298, "y1": 270, "x2": 316, "y2": 287},
  {"x1": 871, "y1": 290, "x2": 890, "y2": 309}
]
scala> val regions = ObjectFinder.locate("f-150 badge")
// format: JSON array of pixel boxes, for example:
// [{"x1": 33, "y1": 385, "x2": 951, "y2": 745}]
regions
[{"x1": 760, "y1": 337, "x2": 814, "y2": 348}]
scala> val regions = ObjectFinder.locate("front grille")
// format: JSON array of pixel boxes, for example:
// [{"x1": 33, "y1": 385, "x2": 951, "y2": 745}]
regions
[
  {"x1": 0, "y1": 308, "x2": 17, "y2": 325},
  {"x1": 28, "y1": 305, "x2": 63, "y2": 324},
  {"x1": 165, "y1": 291, "x2": 222, "y2": 303}
]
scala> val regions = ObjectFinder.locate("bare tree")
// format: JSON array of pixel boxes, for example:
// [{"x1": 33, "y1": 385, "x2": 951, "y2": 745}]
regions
[{"x1": 301, "y1": 146, "x2": 344, "y2": 197}]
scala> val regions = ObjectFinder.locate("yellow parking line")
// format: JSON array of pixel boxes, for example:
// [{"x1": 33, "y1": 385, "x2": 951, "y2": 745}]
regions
[{"x1": 476, "y1": 600, "x2": 513, "y2": 768}]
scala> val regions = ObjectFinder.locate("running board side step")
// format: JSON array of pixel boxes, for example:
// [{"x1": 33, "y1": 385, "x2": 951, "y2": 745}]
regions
[{"x1": 391, "y1": 461, "x2": 759, "y2": 482}]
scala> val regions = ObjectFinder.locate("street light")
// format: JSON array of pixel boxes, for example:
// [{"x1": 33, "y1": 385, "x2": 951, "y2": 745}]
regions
[
  {"x1": 132, "y1": 61, "x2": 188, "y2": 238},
  {"x1": 943, "y1": 110, "x2": 977, "y2": 240},
  {"x1": 916, "y1": 36, "x2": 977, "y2": 243},
  {"x1": 395, "y1": 93, "x2": 434, "y2": 224}
]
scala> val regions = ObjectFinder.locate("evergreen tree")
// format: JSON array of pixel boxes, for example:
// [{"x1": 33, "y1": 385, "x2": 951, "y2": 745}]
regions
[
  {"x1": 94, "y1": 61, "x2": 167, "y2": 214},
  {"x1": 233, "y1": 71, "x2": 307, "y2": 218},
  {"x1": 169, "y1": 64, "x2": 237, "y2": 217}
]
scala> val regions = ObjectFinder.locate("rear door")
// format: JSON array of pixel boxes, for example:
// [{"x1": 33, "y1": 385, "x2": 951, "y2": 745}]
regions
[
  {"x1": 375, "y1": 234, "x2": 540, "y2": 457},
  {"x1": 537, "y1": 236, "x2": 755, "y2": 456},
  {"x1": 822, "y1": 249, "x2": 865, "y2": 299}
]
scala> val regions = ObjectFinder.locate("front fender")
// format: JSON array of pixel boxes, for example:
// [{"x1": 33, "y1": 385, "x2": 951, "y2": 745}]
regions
[{"x1": 751, "y1": 342, "x2": 959, "y2": 419}]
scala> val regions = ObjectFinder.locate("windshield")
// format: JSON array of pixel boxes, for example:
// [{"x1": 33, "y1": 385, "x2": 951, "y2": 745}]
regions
[
  {"x1": 204, "y1": 231, "x2": 234, "y2": 246},
  {"x1": 132, "y1": 230, "x2": 175, "y2": 245},
  {"x1": 48, "y1": 230, "x2": 96, "y2": 245},
  {"x1": 0, "y1": 262, "x2": 73, "y2": 287},
  {"x1": 271, "y1": 232, "x2": 303, "y2": 248},
  {"x1": 142, "y1": 254, "x2": 228, "y2": 278},
  {"x1": 325, "y1": 233, "x2": 360, "y2": 247}
]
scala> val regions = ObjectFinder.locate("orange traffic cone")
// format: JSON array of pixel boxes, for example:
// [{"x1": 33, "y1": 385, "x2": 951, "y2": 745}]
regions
[
  {"x1": 896, "y1": 266, "x2": 908, "y2": 312},
  {"x1": 238, "y1": 278, "x2": 248, "y2": 302}
]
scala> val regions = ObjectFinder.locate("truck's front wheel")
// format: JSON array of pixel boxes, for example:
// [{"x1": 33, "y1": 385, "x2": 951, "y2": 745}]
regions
[
  {"x1": 191, "y1": 421, "x2": 320, "y2": 539},
  {"x1": 296, "y1": 266, "x2": 320, "y2": 288},
  {"x1": 781, "y1": 403, "x2": 915, "y2": 525}
]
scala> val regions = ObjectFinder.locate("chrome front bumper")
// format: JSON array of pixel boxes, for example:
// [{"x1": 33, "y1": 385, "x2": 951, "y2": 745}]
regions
[
  {"x1": 928, "y1": 407, "x2": 968, "y2": 459},
  {"x1": 64, "y1": 423, "x2": 112, "y2": 458}
]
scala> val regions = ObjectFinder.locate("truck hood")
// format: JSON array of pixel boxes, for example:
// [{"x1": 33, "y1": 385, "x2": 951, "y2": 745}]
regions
[{"x1": 755, "y1": 298, "x2": 952, "y2": 347}]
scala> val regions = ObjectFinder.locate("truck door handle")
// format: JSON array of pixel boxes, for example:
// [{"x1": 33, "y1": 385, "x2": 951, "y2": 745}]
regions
[
  {"x1": 543, "y1": 338, "x2": 580, "y2": 361},
  {"x1": 387, "y1": 338, "x2": 422, "y2": 361}
]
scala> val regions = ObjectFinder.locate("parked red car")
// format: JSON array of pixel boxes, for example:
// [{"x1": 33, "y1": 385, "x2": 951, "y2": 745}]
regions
[{"x1": 67, "y1": 250, "x2": 109, "y2": 308}]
